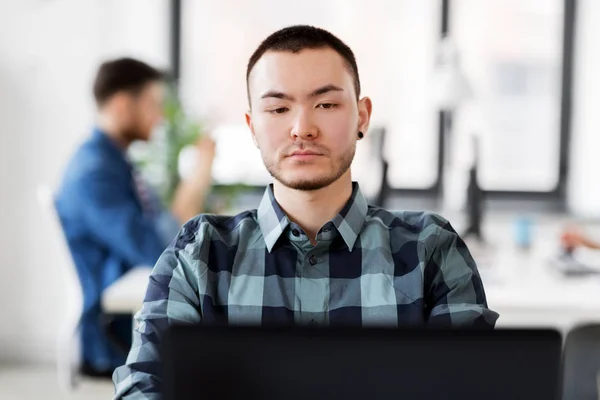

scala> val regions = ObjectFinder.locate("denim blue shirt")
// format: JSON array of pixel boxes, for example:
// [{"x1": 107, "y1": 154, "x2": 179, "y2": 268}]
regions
[{"x1": 56, "y1": 128, "x2": 180, "y2": 370}]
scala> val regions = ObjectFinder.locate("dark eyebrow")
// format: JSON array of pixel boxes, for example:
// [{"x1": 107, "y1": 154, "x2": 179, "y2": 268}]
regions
[
  {"x1": 259, "y1": 84, "x2": 344, "y2": 102},
  {"x1": 260, "y1": 91, "x2": 295, "y2": 101},
  {"x1": 309, "y1": 84, "x2": 344, "y2": 98}
]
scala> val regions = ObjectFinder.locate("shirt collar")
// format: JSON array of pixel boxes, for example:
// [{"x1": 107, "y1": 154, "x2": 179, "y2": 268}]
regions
[
  {"x1": 92, "y1": 127, "x2": 133, "y2": 168},
  {"x1": 257, "y1": 182, "x2": 368, "y2": 252}
]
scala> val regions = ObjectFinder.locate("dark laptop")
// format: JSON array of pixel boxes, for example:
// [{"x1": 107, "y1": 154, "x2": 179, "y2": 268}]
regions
[{"x1": 161, "y1": 325, "x2": 561, "y2": 400}]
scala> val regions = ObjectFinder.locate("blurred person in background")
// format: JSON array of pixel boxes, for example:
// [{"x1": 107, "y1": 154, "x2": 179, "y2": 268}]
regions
[{"x1": 55, "y1": 58, "x2": 215, "y2": 377}]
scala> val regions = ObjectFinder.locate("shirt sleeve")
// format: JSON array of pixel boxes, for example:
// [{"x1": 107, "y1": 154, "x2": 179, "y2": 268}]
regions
[
  {"x1": 424, "y1": 218, "x2": 499, "y2": 328},
  {"x1": 76, "y1": 169, "x2": 170, "y2": 267},
  {"x1": 112, "y1": 218, "x2": 205, "y2": 399}
]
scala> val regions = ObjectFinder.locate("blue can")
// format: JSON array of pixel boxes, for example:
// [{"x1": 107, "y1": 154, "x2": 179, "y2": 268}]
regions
[{"x1": 514, "y1": 216, "x2": 532, "y2": 249}]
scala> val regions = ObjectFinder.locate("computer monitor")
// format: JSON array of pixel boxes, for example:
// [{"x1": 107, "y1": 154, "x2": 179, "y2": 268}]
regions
[{"x1": 162, "y1": 325, "x2": 561, "y2": 400}]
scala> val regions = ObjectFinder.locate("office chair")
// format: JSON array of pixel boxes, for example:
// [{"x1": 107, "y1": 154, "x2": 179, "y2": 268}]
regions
[
  {"x1": 36, "y1": 184, "x2": 83, "y2": 391},
  {"x1": 562, "y1": 324, "x2": 600, "y2": 400}
]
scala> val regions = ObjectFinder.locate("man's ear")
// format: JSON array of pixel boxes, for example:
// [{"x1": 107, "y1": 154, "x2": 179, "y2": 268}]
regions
[
  {"x1": 245, "y1": 111, "x2": 259, "y2": 148},
  {"x1": 357, "y1": 96, "x2": 373, "y2": 135}
]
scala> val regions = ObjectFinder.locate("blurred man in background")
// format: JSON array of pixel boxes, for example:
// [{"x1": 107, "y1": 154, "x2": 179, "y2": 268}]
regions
[{"x1": 55, "y1": 58, "x2": 215, "y2": 377}]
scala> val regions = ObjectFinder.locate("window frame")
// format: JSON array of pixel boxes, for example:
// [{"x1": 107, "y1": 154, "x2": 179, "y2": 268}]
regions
[{"x1": 168, "y1": 0, "x2": 575, "y2": 210}]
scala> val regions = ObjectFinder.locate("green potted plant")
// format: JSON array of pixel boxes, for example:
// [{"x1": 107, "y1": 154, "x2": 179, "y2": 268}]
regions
[{"x1": 129, "y1": 83, "x2": 248, "y2": 214}]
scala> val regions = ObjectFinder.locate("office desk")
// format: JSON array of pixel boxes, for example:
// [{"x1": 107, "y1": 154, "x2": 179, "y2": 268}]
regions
[
  {"x1": 479, "y1": 247, "x2": 600, "y2": 330},
  {"x1": 102, "y1": 266, "x2": 152, "y2": 314}
]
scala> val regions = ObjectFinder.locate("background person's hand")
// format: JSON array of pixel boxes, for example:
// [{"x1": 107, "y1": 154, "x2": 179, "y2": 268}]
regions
[
  {"x1": 561, "y1": 225, "x2": 585, "y2": 249},
  {"x1": 177, "y1": 135, "x2": 216, "y2": 183},
  {"x1": 172, "y1": 135, "x2": 217, "y2": 222},
  {"x1": 195, "y1": 135, "x2": 216, "y2": 173}
]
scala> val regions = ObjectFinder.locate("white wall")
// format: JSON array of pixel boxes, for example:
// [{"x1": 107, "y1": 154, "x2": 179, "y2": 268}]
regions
[
  {"x1": 566, "y1": 0, "x2": 600, "y2": 218},
  {"x1": 0, "y1": 0, "x2": 169, "y2": 363}
]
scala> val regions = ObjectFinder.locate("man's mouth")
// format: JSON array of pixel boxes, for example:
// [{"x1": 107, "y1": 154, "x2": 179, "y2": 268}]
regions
[{"x1": 288, "y1": 150, "x2": 323, "y2": 160}]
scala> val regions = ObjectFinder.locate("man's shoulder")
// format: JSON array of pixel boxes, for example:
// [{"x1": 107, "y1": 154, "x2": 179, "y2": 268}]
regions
[
  {"x1": 367, "y1": 207, "x2": 450, "y2": 234},
  {"x1": 365, "y1": 207, "x2": 459, "y2": 256},
  {"x1": 173, "y1": 210, "x2": 259, "y2": 249},
  {"x1": 61, "y1": 135, "x2": 121, "y2": 184}
]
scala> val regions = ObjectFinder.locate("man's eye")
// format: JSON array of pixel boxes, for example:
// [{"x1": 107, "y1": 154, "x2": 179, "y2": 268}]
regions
[
  {"x1": 317, "y1": 103, "x2": 337, "y2": 109},
  {"x1": 269, "y1": 107, "x2": 289, "y2": 114}
]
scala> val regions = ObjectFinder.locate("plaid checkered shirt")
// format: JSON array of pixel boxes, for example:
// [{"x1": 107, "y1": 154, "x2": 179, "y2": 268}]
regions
[{"x1": 113, "y1": 182, "x2": 498, "y2": 399}]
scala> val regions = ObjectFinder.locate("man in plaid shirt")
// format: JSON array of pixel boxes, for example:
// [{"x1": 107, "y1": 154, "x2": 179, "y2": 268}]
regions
[{"x1": 113, "y1": 25, "x2": 498, "y2": 399}]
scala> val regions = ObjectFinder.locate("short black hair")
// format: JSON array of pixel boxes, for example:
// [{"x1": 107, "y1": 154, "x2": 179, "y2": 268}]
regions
[
  {"x1": 93, "y1": 57, "x2": 163, "y2": 106},
  {"x1": 246, "y1": 25, "x2": 360, "y2": 105}
]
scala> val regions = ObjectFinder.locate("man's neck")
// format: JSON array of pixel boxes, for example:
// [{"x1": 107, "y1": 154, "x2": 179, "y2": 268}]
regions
[
  {"x1": 97, "y1": 116, "x2": 131, "y2": 150},
  {"x1": 273, "y1": 173, "x2": 353, "y2": 243}
]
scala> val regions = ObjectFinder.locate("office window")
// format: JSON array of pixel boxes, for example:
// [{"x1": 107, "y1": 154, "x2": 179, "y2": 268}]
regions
[
  {"x1": 451, "y1": 0, "x2": 565, "y2": 191},
  {"x1": 180, "y1": 0, "x2": 441, "y2": 195}
]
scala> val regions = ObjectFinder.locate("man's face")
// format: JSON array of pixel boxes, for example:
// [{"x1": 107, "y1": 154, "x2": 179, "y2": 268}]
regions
[
  {"x1": 127, "y1": 81, "x2": 165, "y2": 142},
  {"x1": 246, "y1": 47, "x2": 371, "y2": 191}
]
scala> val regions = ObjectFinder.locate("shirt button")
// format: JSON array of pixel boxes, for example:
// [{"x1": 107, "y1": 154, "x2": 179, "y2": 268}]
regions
[
  {"x1": 291, "y1": 229, "x2": 300, "y2": 237},
  {"x1": 309, "y1": 255, "x2": 318, "y2": 266},
  {"x1": 323, "y1": 227, "x2": 331, "y2": 233}
]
